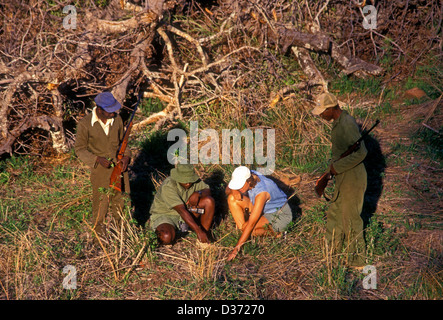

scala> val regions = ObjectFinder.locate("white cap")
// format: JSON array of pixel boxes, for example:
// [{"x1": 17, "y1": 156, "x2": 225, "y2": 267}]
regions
[{"x1": 228, "y1": 166, "x2": 251, "y2": 190}]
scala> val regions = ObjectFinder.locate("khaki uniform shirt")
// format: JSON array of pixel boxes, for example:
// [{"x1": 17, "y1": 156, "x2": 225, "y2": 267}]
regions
[
  {"x1": 331, "y1": 110, "x2": 367, "y2": 174},
  {"x1": 74, "y1": 111, "x2": 131, "y2": 168},
  {"x1": 149, "y1": 176, "x2": 209, "y2": 218},
  {"x1": 74, "y1": 111, "x2": 131, "y2": 191}
]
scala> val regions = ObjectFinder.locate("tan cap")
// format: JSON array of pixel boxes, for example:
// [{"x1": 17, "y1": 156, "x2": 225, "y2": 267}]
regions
[{"x1": 312, "y1": 93, "x2": 338, "y2": 115}]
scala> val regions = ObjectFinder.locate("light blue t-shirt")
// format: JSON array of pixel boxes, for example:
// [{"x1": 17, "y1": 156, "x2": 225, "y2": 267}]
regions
[{"x1": 247, "y1": 170, "x2": 287, "y2": 214}]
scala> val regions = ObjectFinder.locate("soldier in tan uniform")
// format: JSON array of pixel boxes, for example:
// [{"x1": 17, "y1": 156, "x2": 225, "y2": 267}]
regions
[
  {"x1": 312, "y1": 93, "x2": 367, "y2": 268},
  {"x1": 75, "y1": 92, "x2": 131, "y2": 239}
]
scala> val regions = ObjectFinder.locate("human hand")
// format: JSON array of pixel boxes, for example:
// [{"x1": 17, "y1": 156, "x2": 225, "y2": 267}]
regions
[
  {"x1": 197, "y1": 229, "x2": 209, "y2": 243},
  {"x1": 231, "y1": 190, "x2": 243, "y2": 201},
  {"x1": 227, "y1": 246, "x2": 240, "y2": 261},
  {"x1": 119, "y1": 156, "x2": 130, "y2": 171},
  {"x1": 329, "y1": 164, "x2": 338, "y2": 176},
  {"x1": 96, "y1": 156, "x2": 112, "y2": 168}
]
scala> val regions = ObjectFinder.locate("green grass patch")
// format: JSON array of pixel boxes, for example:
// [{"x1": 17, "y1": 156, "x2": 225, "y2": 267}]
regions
[{"x1": 330, "y1": 75, "x2": 383, "y2": 97}]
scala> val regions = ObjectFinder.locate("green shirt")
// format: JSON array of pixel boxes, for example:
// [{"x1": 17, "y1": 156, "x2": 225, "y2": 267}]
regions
[
  {"x1": 149, "y1": 176, "x2": 209, "y2": 218},
  {"x1": 331, "y1": 110, "x2": 367, "y2": 174}
]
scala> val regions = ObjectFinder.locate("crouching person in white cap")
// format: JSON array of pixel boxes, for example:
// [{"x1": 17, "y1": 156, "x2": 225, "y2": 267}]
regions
[{"x1": 225, "y1": 166, "x2": 292, "y2": 261}]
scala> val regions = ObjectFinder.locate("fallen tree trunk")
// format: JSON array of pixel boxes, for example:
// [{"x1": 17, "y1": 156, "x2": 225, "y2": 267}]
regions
[
  {"x1": 276, "y1": 25, "x2": 384, "y2": 79},
  {"x1": 291, "y1": 47, "x2": 328, "y2": 91},
  {"x1": 0, "y1": 0, "x2": 165, "y2": 156},
  {"x1": 0, "y1": 115, "x2": 65, "y2": 156}
]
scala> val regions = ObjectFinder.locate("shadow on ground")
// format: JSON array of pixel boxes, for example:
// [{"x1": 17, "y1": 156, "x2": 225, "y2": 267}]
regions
[
  {"x1": 129, "y1": 130, "x2": 174, "y2": 227},
  {"x1": 361, "y1": 128, "x2": 386, "y2": 228}
]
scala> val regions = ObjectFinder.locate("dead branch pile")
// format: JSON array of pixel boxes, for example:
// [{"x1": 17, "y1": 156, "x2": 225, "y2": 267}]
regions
[{"x1": 0, "y1": 0, "x2": 441, "y2": 157}]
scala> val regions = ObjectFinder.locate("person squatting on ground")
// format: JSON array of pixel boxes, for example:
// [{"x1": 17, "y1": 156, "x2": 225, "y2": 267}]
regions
[
  {"x1": 312, "y1": 92, "x2": 368, "y2": 268},
  {"x1": 225, "y1": 166, "x2": 293, "y2": 261},
  {"x1": 74, "y1": 92, "x2": 131, "y2": 240},
  {"x1": 148, "y1": 164, "x2": 215, "y2": 245}
]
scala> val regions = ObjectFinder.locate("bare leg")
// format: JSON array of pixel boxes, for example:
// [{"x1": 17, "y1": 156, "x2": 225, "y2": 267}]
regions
[
  {"x1": 227, "y1": 193, "x2": 274, "y2": 236},
  {"x1": 195, "y1": 195, "x2": 215, "y2": 232},
  {"x1": 227, "y1": 193, "x2": 252, "y2": 230},
  {"x1": 250, "y1": 216, "x2": 274, "y2": 236}
]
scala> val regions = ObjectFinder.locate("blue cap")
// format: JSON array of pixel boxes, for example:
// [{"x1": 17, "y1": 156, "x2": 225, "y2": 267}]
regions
[{"x1": 94, "y1": 92, "x2": 122, "y2": 113}]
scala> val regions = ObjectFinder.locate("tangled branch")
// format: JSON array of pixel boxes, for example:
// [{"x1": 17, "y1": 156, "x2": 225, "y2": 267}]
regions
[{"x1": 0, "y1": 0, "x2": 440, "y2": 156}]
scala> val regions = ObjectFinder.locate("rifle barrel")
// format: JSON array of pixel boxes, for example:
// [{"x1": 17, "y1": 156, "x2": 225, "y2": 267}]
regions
[
  {"x1": 116, "y1": 93, "x2": 141, "y2": 156},
  {"x1": 359, "y1": 119, "x2": 380, "y2": 142}
]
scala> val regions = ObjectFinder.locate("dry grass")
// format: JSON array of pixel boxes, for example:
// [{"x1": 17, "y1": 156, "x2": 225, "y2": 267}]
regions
[
  {"x1": 1, "y1": 15, "x2": 442, "y2": 299},
  {"x1": 1, "y1": 95, "x2": 442, "y2": 300}
]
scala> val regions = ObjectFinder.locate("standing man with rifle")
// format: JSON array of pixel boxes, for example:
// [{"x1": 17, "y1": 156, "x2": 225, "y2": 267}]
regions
[
  {"x1": 312, "y1": 92, "x2": 369, "y2": 268},
  {"x1": 75, "y1": 91, "x2": 134, "y2": 241}
]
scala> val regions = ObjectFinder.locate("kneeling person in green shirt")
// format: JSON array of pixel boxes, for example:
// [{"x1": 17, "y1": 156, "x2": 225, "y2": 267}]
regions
[{"x1": 149, "y1": 164, "x2": 215, "y2": 245}]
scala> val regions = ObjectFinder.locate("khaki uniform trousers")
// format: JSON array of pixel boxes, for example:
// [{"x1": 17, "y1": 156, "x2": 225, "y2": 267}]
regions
[
  {"x1": 90, "y1": 164, "x2": 130, "y2": 236},
  {"x1": 326, "y1": 162, "x2": 367, "y2": 267}
]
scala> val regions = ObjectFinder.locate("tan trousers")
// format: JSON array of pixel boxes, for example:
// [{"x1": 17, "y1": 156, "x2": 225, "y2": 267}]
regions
[
  {"x1": 326, "y1": 163, "x2": 367, "y2": 267},
  {"x1": 90, "y1": 164, "x2": 130, "y2": 236}
]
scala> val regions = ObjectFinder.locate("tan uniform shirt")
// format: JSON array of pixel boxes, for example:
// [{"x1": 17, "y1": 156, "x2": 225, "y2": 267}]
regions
[{"x1": 74, "y1": 111, "x2": 131, "y2": 169}]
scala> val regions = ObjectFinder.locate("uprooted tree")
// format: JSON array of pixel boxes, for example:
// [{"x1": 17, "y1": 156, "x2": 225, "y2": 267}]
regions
[{"x1": 0, "y1": 0, "x2": 441, "y2": 157}]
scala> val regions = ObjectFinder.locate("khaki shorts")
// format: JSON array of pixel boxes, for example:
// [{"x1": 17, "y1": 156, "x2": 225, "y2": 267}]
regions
[
  {"x1": 263, "y1": 203, "x2": 293, "y2": 232},
  {"x1": 150, "y1": 213, "x2": 184, "y2": 231}
]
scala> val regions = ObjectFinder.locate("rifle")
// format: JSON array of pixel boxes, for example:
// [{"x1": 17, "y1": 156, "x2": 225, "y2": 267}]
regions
[
  {"x1": 109, "y1": 93, "x2": 141, "y2": 192},
  {"x1": 314, "y1": 119, "x2": 380, "y2": 200}
]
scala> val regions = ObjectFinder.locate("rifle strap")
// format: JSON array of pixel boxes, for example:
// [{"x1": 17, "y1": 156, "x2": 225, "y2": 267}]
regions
[{"x1": 323, "y1": 192, "x2": 330, "y2": 202}]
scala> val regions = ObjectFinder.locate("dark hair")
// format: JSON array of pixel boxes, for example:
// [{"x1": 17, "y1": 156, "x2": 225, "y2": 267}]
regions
[{"x1": 246, "y1": 174, "x2": 258, "y2": 189}]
